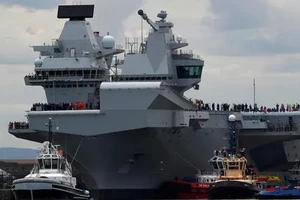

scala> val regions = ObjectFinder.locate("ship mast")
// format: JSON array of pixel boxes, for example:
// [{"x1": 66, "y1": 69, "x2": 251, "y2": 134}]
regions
[{"x1": 140, "y1": 17, "x2": 143, "y2": 46}]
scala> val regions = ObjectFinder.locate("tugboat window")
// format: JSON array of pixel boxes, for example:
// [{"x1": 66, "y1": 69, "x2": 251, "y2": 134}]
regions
[
  {"x1": 211, "y1": 161, "x2": 218, "y2": 169},
  {"x1": 227, "y1": 161, "x2": 239, "y2": 170},
  {"x1": 44, "y1": 159, "x2": 51, "y2": 169},
  {"x1": 217, "y1": 161, "x2": 223, "y2": 169},
  {"x1": 61, "y1": 160, "x2": 66, "y2": 170},
  {"x1": 176, "y1": 66, "x2": 203, "y2": 79},
  {"x1": 52, "y1": 159, "x2": 58, "y2": 169},
  {"x1": 38, "y1": 159, "x2": 43, "y2": 169},
  {"x1": 240, "y1": 162, "x2": 244, "y2": 169}
]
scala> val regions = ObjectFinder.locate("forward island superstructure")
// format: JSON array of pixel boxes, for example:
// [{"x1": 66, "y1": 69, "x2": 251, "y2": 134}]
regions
[{"x1": 9, "y1": 3, "x2": 300, "y2": 200}]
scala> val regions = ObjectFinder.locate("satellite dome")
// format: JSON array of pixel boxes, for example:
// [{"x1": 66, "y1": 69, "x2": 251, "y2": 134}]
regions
[
  {"x1": 176, "y1": 35, "x2": 183, "y2": 42},
  {"x1": 228, "y1": 114, "x2": 236, "y2": 122},
  {"x1": 102, "y1": 34, "x2": 115, "y2": 49},
  {"x1": 34, "y1": 58, "x2": 43, "y2": 67}
]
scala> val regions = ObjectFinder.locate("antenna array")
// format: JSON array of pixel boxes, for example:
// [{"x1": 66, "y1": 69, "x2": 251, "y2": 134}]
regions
[
  {"x1": 125, "y1": 37, "x2": 139, "y2": 54},
  {"x1": 72, "y1": 0, "x2": 82, "y2": 5}
]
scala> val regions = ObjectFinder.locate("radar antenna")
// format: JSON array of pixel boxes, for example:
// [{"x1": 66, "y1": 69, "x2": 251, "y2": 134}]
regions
[
  {"x1": 137, "y1": 10, "x2": 159, "y2": 31},
  {"x1": 125, "y1": 37, "x2": 139, "y2": 54},
  {"x1": 157, "y1": 11, "x2": 167, "y2": 21}
]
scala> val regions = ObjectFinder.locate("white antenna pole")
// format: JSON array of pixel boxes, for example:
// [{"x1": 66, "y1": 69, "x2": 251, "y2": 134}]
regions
[
  {"x1": 253, "y1": 78, "x2": 256, "y2": 106},
  {"x1": 141, "y1": 17, "x2": 144, "y2": 44}
]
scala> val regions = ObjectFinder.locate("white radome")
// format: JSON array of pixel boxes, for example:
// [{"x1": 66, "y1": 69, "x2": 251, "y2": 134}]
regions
[
  {"x1": 176, "y1": 35, "x2": 183, "y2": 42},
  {"x1": 228, "y1": 114, "x2": 236, "y2": 122},
  {"x1": 34, "y1": 58, "x2": 43, "y2": 67},
  {"x1": 102, "y1": 35, "x2": 115, "y2": 49}
]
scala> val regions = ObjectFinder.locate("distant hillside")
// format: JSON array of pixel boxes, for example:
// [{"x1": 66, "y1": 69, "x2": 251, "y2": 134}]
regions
[{"x1": 0, "y1": 148, "x2": 39, "y2": 160}]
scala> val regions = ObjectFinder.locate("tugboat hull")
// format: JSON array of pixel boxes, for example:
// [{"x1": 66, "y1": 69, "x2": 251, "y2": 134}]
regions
[
  {"x1": 12, "y1": 178, "x2": 91, "y2": 200},
  {"x1": 157, "y1": 180, "x2": 209, "y2": 199},
  {"x1": 256, "y1": 189, "x2": 300, "y2": 199},
  {"x1": 208, "y1": 180, "x2": 258, "y2": 199},
  {"x1": 257, "y1": 194, "x2": 300, "y2": 199}
]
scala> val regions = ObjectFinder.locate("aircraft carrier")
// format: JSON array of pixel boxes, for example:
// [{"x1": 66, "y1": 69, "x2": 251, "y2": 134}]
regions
[{"x1": 8, "y1": 3, "x2": 300, "y2": 200}]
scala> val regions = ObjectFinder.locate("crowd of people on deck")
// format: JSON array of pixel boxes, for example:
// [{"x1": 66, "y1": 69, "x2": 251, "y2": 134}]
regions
[
  {"x1": 9, "y1": 101, "x2": 300, "y2": 131},
  {"x1": 25, "y1": 74, "x2": 43, "y2": 80},
  {"x1": 31, "y1": 102, "x2": 100, "y2": 111},
  {"x1": 192, "y1": 99, "x2": 300, "y2": 113},
  {"x1": 30, "y1": 100, "x2": 300, "y2": 113},
  {"x1": 8, "y1": 122, "x2": 29, "y2": 130}
]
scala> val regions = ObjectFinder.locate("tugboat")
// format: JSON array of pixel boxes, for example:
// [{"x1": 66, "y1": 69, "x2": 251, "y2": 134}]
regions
[
  {"x1": 157, "y1": 170, "x2": 217, "y2": 199},
  {"x1": 207, "y1": 114, "x2": 260, "y2": 199},
  {"x1": 157, "y1": 148, "x2": 228, "y2": 199},
  {"x1": 255, "y1": 175, "x2": 281, "y2": 191},
  {"x1": 256, "y1": 160, "x2": 300, "y2": 199},
  {"x1": 12, "y1": 118, "x2": 91, "y2": 200},
  {"x1": 158, "y1": 141, "x2": 241, "y2": 199}
]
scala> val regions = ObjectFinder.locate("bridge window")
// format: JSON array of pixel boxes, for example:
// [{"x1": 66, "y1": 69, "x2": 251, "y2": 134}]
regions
[
  {"x1": 49, "y1": 71, "x2": 55, "y2": 76},
  {"x1": 176, "y1": 65, "x2": 203, "y2": 79}
]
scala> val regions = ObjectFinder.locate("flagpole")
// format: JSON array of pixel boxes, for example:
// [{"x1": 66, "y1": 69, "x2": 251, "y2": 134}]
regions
[
  {"x1": 76, "y1": 81, "x2": 79, "y2": 102},
  {"x1": 253, "y1": 78, "x2": 256, "y2": 106}
]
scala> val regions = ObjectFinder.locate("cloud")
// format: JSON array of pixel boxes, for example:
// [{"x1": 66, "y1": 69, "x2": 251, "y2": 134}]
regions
[
  {"x1": 90, "y1": 0, "x2": 146, "y2": 43},
  {"x1": 196, "y1": 0, "x2": 300, "y2": 56},
  {"x1": 202, "y1": 0, "x2": 271, "y2": 31},
  {"x1": 0, "y1": 0, "x2": 67, "y2": 10},
  {"x1": 0, "y1": 5, "x2": 65, "y2": 65},
  {"x1": 262, "y1": 54, "x2": 300, "y2": 73}
]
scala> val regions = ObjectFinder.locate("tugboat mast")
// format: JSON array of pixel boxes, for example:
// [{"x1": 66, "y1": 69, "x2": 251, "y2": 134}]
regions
[
  {"x1": 45, "y1": 117, "x2": 53, "y2": 148},
  {"x1": 228, "y1": 114, "x2": 237, "y2": 156}
]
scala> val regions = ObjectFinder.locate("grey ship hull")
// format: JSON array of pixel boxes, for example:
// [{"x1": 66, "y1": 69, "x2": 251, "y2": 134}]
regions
[
  {"x1": 10, "y1": 110, "x2": 229, "y2": 199},
  {"x1": 11, "y1": 109, "x2": 300, "y2": 199}
]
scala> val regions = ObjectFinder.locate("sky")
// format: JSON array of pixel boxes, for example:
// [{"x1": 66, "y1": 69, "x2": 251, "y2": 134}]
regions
[{"x1": 1, "y1": 0, "x2": 300, "y2": 148}]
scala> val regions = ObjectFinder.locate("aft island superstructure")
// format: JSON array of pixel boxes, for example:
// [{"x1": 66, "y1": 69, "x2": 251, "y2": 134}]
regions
[{"x1": 9, "y1": 4, "x2": 300, "y2": 200}]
